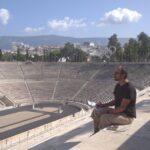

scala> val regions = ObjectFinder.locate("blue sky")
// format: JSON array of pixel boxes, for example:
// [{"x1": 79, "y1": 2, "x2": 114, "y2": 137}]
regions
[{"x1": 0, "y1": 0, "x2": 149, "y2": 38}]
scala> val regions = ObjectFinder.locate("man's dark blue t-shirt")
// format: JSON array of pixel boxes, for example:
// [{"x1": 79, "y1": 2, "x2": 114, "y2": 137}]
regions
[{"x1": 114, "y1": 82, "x2": 136, "y2": 118}]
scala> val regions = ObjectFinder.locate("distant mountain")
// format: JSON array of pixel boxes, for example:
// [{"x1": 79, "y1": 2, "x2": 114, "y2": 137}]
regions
[{"x1": 0, "y1": 35, "x2": 129, "y2": 49}]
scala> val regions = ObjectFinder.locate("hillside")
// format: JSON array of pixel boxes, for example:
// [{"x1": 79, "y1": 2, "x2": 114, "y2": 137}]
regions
[{"x1": 0, "y1": 35, "x2": 128, "y2": 49}]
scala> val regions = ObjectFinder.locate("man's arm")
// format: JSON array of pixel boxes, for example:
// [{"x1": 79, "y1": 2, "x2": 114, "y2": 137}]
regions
[
  {"x1": 107, "y1": 98, "x2": 130, "y2": 113},
  {"x1": 96, "y1": 99, "x2": 115, "y2": 107}
]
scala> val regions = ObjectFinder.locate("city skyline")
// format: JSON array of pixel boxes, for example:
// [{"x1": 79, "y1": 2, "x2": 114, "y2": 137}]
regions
[{"x1": 0, "y1": 0, "x2": 149, "y2": 38}]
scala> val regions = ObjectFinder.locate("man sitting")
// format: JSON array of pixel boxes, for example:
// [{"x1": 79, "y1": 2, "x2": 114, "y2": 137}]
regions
[{"x1": 91, "y1": 66, "x2": 136, "y2": 134}]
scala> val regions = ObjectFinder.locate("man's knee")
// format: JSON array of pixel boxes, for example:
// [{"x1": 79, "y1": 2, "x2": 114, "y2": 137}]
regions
[
  {"x1": 100, "y1": 114, "x2": 117, "y2": 126},
  {"x1": 98, "y1": 114, "x2": 112, "y2": 129},
  {"x1": 91, "y1": 107, "x2": 108, "y2": 119},
  {"x1": 91, "y1": 108, "x2": 97, "y2": 119},
  {"x1": 100, "y1": 114, "x2": 110, "y2": 122},
  {"x1": 100, "y1": 114, "x2": 134, "y2": 125}
]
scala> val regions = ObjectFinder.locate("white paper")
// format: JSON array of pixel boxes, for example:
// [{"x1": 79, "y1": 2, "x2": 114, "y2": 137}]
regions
[{"x1": 88, "y1": 101, "x2": 96, "y2": 107}]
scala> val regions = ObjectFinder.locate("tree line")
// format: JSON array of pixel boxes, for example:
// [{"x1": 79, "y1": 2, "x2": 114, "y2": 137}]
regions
[
  {"x1": 0, "y1": 32, "x2": 150, "y2": 62},
  {"x1": 0, "y1": 43, "x2": 88, "y2": 62},
  {"x1": 107, "y1": 32, "x2": 150, "y2": 62}
]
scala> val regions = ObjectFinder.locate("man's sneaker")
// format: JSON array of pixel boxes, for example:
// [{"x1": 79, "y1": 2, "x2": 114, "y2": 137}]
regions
[
  {"x1": 107, "y1": 125, "x2": 119, "y2": 131},
  {"x1": 90, "y1": 128, "x2": 99, "y2": 136}
]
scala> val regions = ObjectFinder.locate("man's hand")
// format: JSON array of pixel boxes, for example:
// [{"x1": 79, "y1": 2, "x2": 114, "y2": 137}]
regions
[{"x1": 96, "y1": 101, "x2": 103, "y2": 107}]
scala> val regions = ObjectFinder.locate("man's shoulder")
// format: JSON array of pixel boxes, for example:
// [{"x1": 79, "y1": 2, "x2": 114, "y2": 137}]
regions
[
  {"x1": 127, "y1": 82, "x2": 136, "y2": 94},
  {"x1": 128, "y1": 82, "x2": 135, "y2": 88}
]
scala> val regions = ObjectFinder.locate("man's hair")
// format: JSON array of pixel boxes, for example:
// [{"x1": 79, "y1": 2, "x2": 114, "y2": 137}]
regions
[{"x1": 119, "y1": 66, "x2": 128, "y2": 79}]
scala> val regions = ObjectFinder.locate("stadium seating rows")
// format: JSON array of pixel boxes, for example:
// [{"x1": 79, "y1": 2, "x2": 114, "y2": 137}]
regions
[{"x1": 0, "y1": 62, "x2": 150, "y2": 107}]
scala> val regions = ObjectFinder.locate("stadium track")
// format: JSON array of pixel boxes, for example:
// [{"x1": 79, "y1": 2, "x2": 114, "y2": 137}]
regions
[{"x1": 0, "y1": 103, "x2": 80, "y2": 140}]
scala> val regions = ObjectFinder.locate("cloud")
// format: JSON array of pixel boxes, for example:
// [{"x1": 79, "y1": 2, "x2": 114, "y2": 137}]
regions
[
  {"x1": 48, "y1": 17, "x2": 87, "y2": 30},
  {"x1": 24, "y1": 27, "x2": 45, "y2": 33},
  {"x1": 0, "y1": 8, "x2": 10, "y2": 25},
  {"x1": 99, "y1": 8, "x2": 142, "y2": 26}
]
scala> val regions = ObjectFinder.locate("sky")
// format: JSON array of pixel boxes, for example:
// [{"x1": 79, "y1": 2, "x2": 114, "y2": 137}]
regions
[{"x1": 0, "y1": 0, "x2": 149, "y2": 38}]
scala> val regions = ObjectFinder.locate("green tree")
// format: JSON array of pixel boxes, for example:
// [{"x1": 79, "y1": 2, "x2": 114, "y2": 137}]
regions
[
  {"x1": 0, "y1": 49, "x2": 3, "y2": 61},
  {"x1": 2, "y1": 52, "x2": 13, "y2": 61},
  {"x1": 60, "y1": 42, "x2": 88, "y2": 62},
  {"x1": 60, "y1": 43, "x2": 74, "y2": 58},
  {"x1": 17, "y1": 46, "x2": 22, "y2": 61},
  {"x1": 107, "y1": 34, "x2": 123, "y2": 62},
  {"x1": 91, "y1": 56, "x2": 101, "y2": 62},
  {"x1": 25, "y1": 48, "x2": 29, "y2": 60},
  {"x1": 108, "y1": 34, "x2": 118, "y2": 48},
  {"x1": 123, "y1": 38, "x2": 139, "y2": 62},
  {"x1": 49, "y1": 50, "x2": 61, "y2": 62},
  {"x1": 137, "y1": 32, "x2": 150, "y2": 61}
]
